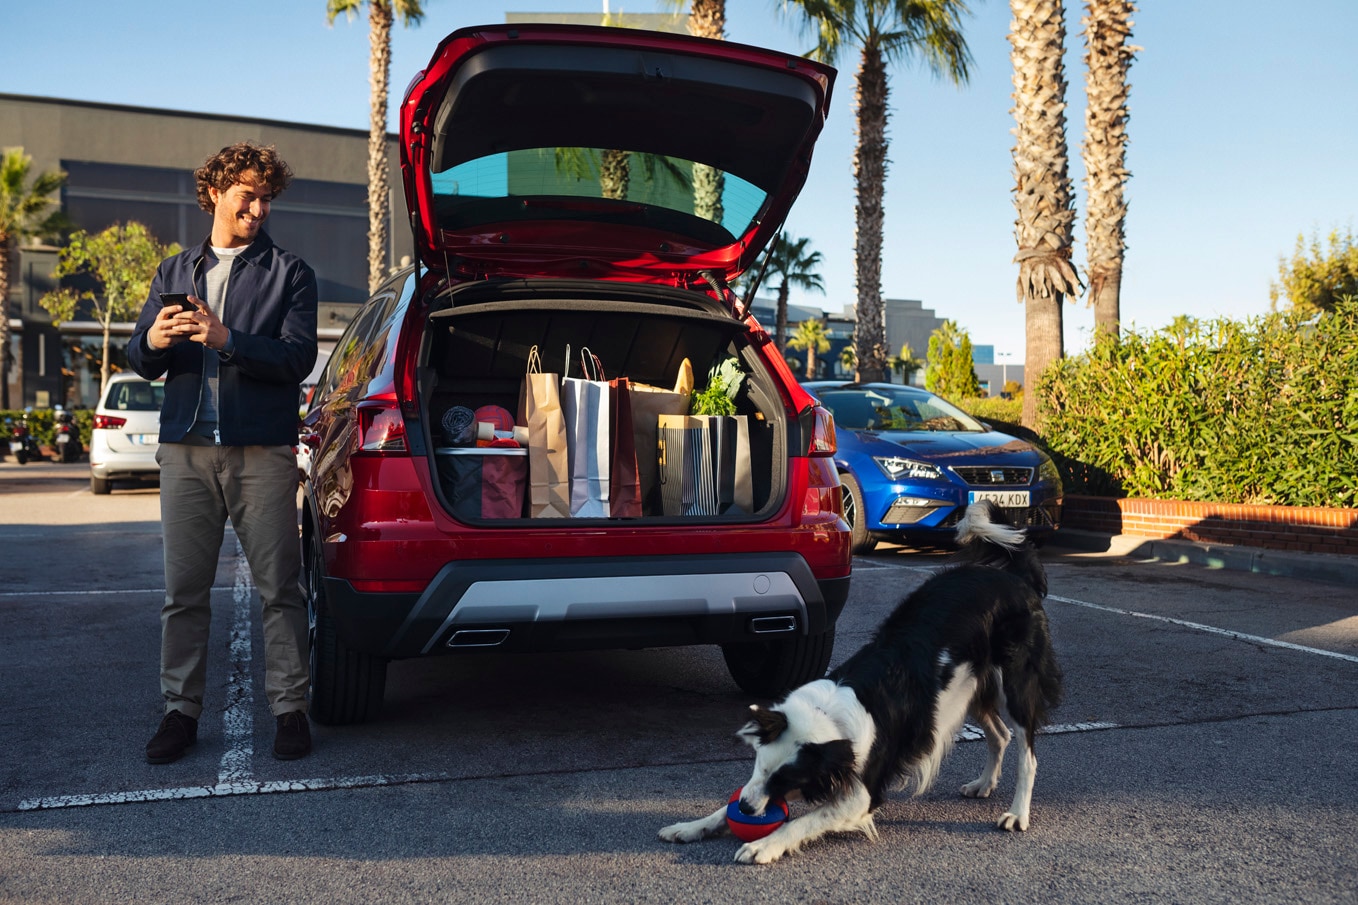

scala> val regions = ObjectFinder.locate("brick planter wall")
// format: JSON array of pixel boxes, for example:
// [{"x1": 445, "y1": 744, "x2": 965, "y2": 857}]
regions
[{"x1": 1061, "y1": 495, "x2": 1358, "y2": 556}]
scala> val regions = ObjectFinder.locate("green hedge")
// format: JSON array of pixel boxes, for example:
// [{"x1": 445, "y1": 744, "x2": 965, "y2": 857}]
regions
[
  {"x1": 1035, "y1": 299, "x2": 1358, "y2": 508},
  {"x1": 958, "y1": 395, "x2": 1022, "y2": 426},
  {"x1": 0, "y1": 408, "x2": 94, "y2": 450}
]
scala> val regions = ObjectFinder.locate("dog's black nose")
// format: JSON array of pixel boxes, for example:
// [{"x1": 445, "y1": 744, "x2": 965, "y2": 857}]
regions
[{"x1": 738, "y1": 799, "x2": 760, "y2": 816}]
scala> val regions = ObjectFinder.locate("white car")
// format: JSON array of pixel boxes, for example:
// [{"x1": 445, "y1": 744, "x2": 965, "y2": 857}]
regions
[{"x1": 89, "y1": 373, "x2": 164, "y2": 494}]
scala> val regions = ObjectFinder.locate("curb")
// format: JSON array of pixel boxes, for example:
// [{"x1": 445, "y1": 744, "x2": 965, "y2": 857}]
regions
[{"x1": 1049, "y1": 529, "x2": 1358, "y2": 587}]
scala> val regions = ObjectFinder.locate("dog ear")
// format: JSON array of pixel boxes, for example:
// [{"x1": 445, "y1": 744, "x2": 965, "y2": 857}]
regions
[
  {"x1": 795, "y1": 739, "x2": 858, "y2": 805},
  {"x1": 737, "y1": 705, "x2": 789, "y2": 747}
]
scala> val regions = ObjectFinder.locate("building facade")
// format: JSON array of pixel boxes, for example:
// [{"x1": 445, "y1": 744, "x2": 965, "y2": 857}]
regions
[{"x1": 1, "y1": 93, "x2": 411, "y2": 409}]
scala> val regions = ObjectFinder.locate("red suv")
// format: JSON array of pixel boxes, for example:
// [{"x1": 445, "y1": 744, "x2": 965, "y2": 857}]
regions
[{"x1": 301, "y1": 23, "x2": 850, "y2": 724}]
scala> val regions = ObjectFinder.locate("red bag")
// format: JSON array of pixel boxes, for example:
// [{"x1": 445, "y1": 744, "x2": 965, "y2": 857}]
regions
[
  {"x1": 609, "y1": 377, "x2": 642, "y2": 518},
  {"x1": 437, "y1": 448, "x2": 527, "y2": 520}
]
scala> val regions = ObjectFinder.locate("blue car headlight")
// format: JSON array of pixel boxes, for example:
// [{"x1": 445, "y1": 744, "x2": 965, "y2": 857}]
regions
[
  {"x1": 1037, "y1": 454, "x2": 1062, "y2": 487},
  {"x1": 873, "y1": 456, "x2": 943, "y2": 481}
]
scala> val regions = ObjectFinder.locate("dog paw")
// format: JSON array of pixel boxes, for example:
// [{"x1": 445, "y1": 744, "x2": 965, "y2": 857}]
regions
[
  {"x1": 996, "y1": 811, "x2": 1029, "y2": 832},
  {"x1": 960, "y1": 779, "x2": 996, "y2": 799},
  {"x1": 734, "y1": 839, "x2": 786, "y2": 865},
  {"x1": 658, "y1": 821, "x2": 706, "y2": 843}
]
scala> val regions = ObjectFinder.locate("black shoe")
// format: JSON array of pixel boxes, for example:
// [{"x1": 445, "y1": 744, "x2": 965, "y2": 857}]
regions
[
  {"x1": 146, "y1": 710, "x2": 198, "y2": 764},
  {"x1": 274, "y1": 710, "x2": 312, "y2": 760}
]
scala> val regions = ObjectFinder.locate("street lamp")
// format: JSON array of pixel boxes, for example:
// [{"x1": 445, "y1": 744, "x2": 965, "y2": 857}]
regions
[{"x1": 997, "y1": 352, "x2": 1014, "y2": 397}]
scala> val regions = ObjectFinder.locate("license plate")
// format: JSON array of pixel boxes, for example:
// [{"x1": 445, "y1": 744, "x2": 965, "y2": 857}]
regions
[
  {"x1": 56, "y1": 434, "x2": 69, "y2": 444},
  {"x1": 8, "y1": 442, "x2": 21, "y2": 452},
  {"x1": 969, "y1": 490, "x2": 1030, "y2": 507},
  {"x1": 130, "y1": 434, "x2": 155, "y2": 445}
]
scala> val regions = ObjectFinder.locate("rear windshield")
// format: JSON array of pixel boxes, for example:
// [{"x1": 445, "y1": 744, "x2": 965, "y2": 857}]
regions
[
  {"x1": 431, "y1": 148, "x2": 767, "y2": 246},
  {"x1": 105, "y1": 380, "x2": 165, "y2": 412}
]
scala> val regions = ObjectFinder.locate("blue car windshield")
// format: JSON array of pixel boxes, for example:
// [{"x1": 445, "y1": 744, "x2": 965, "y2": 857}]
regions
[{"x1": 816, "y1": 388, "x2": 985, "y2": 433}]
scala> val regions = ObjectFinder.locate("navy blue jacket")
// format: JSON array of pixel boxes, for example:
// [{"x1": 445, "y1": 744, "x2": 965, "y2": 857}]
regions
[{"x1": 129, "y1": 231, "x2": 318, "y2": 446}]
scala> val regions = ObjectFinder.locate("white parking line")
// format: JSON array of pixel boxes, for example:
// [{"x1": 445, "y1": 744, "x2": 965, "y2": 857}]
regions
[
  {"x1": 1047, "y1": 594, "x2": 1358, "y2": 665},
  {"x1": 218, "y1": 538, "x2": 254, "y2": 784},
  {"x1": 17, "y1": 772, "x2": 453, "y2": 811}
]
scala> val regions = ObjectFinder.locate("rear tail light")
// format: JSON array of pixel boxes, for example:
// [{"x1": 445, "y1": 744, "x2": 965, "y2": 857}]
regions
[
  {"x1": 354, "y1": 400, "x2": 408, "y2": 454},
  {"x1": 808, "y1": 406, "x2": 837, "y2": 457},
  {"x1": 93, "y1": 414, "x2": 127, "y2": 430},
  {"x1": 800, "y1": 406, "x2": 841, "y2": 518}
]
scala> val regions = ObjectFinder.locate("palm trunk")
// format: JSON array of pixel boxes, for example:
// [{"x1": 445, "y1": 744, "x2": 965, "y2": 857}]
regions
[
  {"x1": 691, "y1": 164, "x2": 724, "y2": 225},
  {"x1": 775, "y1": 283, "x2": 790, "y2": 352},
  {"x1": 1082, "y1": 0, "x2": 1137, "y2": 340},
  {"x1": 599, "y1": 149, "x2": 630, "y2": 200},
  {"x1": 687, "y1": 0, "x2": 725, "y2": 40},
  {"x1": 853, "y1": 45, "x2": 889, "y2": 383},
  {"x1": 1090, "y1": 263, "x2": 1121, "y2": 336},
  {"x1": 0, "y1": 241, "x2": 11, "y2": 409},
  {"x1": 366, "y1": 1, "x2": 393, "y2": 294},
  {"x1": 1010, "y1": 0, "x2": 1082, "y2": 427},
  {"x1": 687, "y1": 1, "x2": 726, "y2": 224},
  {"x1": 806, "y1": 345, "x2": 818, "y2": 380}
]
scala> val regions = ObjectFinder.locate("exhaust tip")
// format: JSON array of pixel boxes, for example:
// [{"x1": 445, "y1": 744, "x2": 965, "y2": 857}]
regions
[
  {"x1": 749, "y1": 615, "x2": 797, "y2": 635},
  {"x1": 447, "y1": 628, "x2": 511, "y2": 648}
]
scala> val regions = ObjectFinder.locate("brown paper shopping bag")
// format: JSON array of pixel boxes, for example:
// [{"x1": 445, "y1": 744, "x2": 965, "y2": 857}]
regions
[
  {"x1": 629, "y1": 360, "x2": 693, "y2": 514},
  {"x1": 517, "y1": 345, "x2": 570, "y2": 518}
]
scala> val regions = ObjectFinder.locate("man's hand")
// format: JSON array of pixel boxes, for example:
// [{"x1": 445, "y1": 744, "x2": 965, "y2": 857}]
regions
[
  {"x1": 183, "y1": 301, "x2": 231, "y2": 352},
  {"x1": 147, "y1": 301, "x2": 201, "y2": 351}
]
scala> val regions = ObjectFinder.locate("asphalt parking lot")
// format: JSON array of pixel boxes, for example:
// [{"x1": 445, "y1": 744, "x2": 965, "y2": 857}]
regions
[{"x1": 1, "y1": 460, "x2": 1355, "y2": 903}]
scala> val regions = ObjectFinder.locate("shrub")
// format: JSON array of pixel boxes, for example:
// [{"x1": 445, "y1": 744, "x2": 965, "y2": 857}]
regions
[
  {"x1": 958, "y1": 396, "x2": 1022, "y2": 426},
  {"x1": 1037, "y1": 299, "x2": 1358, "y2": 507}
]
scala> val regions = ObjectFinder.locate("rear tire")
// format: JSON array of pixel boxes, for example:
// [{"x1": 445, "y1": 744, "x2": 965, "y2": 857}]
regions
[
  {"x1": 90, "y1": 475, "x2": 111, "y2": 495},
  {"x1": 838, "y1": 471, "x2": 877, "y2": 555},
  {"x1": 306, "y1": 531, "x2": 387, "y2": 725},
  {"x1": 721, "y1": 627, "x2": 835, "y2": 699}
]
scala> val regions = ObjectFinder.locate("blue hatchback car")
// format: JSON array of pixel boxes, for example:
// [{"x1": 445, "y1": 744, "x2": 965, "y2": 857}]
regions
[{"x1": 804, "y1": 382, "x2": 1062, "y2": 554}]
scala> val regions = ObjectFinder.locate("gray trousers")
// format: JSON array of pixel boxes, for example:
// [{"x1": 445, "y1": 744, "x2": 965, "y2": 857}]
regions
[{"x1": 156, "y1": 441, "x2": 308, "y2": 718}]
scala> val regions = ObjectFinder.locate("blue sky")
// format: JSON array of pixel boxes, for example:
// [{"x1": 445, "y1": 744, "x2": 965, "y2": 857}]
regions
[{"x1": 7, "y1": 1, "x2": 1356, "y2": 361}]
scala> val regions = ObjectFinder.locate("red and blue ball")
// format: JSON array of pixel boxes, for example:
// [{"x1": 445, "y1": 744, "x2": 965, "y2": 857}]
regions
[{"x1": 725, "y1": 787, "x2": 789, "y2": 842}]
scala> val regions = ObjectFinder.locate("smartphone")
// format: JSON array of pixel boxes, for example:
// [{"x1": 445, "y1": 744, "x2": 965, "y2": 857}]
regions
[{"x1": 159, "y1": 292, "x2": 196, "y2": 312}]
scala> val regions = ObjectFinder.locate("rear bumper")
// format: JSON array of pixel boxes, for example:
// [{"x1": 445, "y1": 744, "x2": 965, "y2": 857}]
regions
[
  {"x1": 90, "y1": 460, "x2": 161, "y2": 480},
  {"x1": 89, "y1": 441, "x2": 160, "y2": 480},
  {"x1": 324, "y1": 552, "x2": 851, "y2": 659}
]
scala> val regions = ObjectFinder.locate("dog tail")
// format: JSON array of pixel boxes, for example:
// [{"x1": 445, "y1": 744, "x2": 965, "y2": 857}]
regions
[
  {"x1": 955, "y1": 500, "x2": 1047, "y2": 596},
  {"x1": 956, "y1": 499, "x2": 1026, "y2": 551}
]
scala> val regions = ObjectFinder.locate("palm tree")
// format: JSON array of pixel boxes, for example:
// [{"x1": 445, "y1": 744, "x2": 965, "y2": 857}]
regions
[
  {"x1": 1010, "y1": 0, "x2": 1083, "y2": 428},
  {"x1": 0, "y1": 147, "x2": 66, "y2": 409},
  {"x1": 887, "y1": 342, "x2": 922, "y2": 384},
  {"x1": 752, "y1": 233, "x2": 826, "y2": 351},
  {"x1": 327, "y1": 0, "x2": 425, "y2": 294},
  {"x1": 784, "y1": 0, "x2": 975, "y2": 384},
  {"x1": 788, "y1": 317, "x2": 832, "y2": 379},
  {"x1": 1082, "y1": 0, "x2": 1138, "y2": 339},
  {"x1": 687, "y1": 0, "x2": 727, "y2": 224},
  {"x1": 840, "y1": 342, "x2": 858, "y2": 375}
]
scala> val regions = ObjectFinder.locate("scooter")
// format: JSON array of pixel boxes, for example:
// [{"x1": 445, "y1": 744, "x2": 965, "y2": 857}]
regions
[
  {"x1": 8, "y1": 412, "x2": 42, "y2": 465},
  {"x1": 54, "y1": 408, "x2": 82, "y2": 463}
]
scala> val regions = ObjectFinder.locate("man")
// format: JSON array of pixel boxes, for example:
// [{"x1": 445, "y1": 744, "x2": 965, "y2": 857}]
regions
[{"x1": 130, "y1": 142, "x2": 317, "y2": 763}]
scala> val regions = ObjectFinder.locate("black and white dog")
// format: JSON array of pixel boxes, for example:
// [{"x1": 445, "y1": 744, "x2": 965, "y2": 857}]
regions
[{"x1": 658, "y1": 501, "x2": 1064, "y2": 864}]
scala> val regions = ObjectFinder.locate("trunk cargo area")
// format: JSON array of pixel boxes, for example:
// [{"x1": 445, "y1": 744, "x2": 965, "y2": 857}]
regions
[{"x1": 419, "y1": 280, "x2": 788, "y2": 523}]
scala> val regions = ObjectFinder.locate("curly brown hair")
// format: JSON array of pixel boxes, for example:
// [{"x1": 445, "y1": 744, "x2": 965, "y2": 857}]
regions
[{"x1": 194, "y1": 142, "x2": 294, "y2": 212}]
